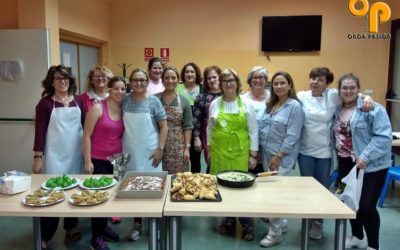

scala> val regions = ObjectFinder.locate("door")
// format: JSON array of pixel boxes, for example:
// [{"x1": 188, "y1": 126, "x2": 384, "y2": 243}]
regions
[
  {"x1": 60, "y1": 41, "x2": 100, "y2": 94},
  {"x1": 386, "y1": 19, "x2": 400, "y2": 131}
]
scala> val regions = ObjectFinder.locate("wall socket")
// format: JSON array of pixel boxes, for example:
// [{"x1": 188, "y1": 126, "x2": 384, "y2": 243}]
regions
[{"x1": 365, "y1": 89, "x2": 374, "y2": 95}]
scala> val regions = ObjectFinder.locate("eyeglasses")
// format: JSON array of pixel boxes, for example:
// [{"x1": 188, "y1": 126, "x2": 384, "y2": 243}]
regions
[
  {"x1": 222, "y1": 79, "x2": 236, "y2": 84},
  {"x1": 131, "y1": 78, "x2": 147, "y2": 84},
  {"x1": 54, "y1": 77, "x2": 69, "y2": 82},
  {"x1": 340, "y1": 86, "x2": 358, "y2": 92},
  {"x1": 93, "y1": 75, "x2": 107, "y2": 79},
  {"x1": 252, "y1": 76, "x2": 265, "y2": 81}
]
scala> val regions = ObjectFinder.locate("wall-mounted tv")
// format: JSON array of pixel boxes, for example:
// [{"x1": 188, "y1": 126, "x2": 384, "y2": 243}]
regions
[{"x1": 261, "y1": 15, "x2": 322, "y2": 52}]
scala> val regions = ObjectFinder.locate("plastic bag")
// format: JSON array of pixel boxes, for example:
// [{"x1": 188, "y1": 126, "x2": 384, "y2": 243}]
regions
[{"x1": 339, "y1": 166, "x2": 364, "y2": 212}]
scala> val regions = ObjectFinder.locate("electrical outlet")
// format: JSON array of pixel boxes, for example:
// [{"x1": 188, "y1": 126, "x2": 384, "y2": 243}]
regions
[{"x1": 365, "y1": 89, "x2": 374, "y2": 95}]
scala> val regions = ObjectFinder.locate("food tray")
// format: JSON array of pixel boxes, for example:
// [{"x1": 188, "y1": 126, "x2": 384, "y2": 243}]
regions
[
  {"x1": 116, "y1": 171, "x2": 167, "y2": 199},
  {"x1": 170, "y1": 174, "x2": 222, "y2": 202}
]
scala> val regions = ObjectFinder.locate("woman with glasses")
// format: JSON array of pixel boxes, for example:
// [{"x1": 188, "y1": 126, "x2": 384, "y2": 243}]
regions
[
  {"x1": 177, "y1": 62, "x2": 203, "y2": 173},
  {"x1": 333, "y1": 74, "x2": 391, "y2": 250},
  {"x1": 207, "y1": 69, "x2": 258, "y2": 241},
  {"x1": 81, "y1": 64, "x2": 113, "y2": 114},
  {"x1": 32, "y1": 65, "x2": 84, "y2": 250},
  {"x1": 157, "y1": 66, "x2": 193, "y2": 173},
  {"x1": 241, "y1": 66, "x2": 271, "y2": 174},
  {"x1": 259, "y1": 71, "x2": 304, "y2": 247},
  {"x1": 122, "y1": 68, "x2": 167, "y2": 241},
  {"x1": 193, "y1": 65, "x2": 222, "y2": 173},
  {"x1": 147, "y1": 57, "x2": 165, "y2": 95}
]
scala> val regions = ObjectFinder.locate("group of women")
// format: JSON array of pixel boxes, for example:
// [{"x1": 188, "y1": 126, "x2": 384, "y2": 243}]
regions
[{"x1": 32, "y1": 59, "x2": 391, "y2": 250}]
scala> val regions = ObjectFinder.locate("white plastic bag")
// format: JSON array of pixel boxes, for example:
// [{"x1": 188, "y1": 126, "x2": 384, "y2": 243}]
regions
[{"x1": 339, "y1": 166, "x2": 364, "y2": 212}]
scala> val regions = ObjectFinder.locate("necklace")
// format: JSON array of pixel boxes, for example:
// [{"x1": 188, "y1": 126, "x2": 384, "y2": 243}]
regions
[
  {"x1": 343, "y1": 101, "x2": 356, "y2": 109},
  {"x1": 54, "y1": 94, "x2": 70, "y2": 107}
]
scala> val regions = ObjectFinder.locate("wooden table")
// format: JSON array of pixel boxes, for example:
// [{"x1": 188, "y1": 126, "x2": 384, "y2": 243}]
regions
[
  {"x1": 0, "y1": 174, "x2": 168, "y2": 250},
  {"x1": 163, "y1": 176, "x2": 355, "y2": 250}
]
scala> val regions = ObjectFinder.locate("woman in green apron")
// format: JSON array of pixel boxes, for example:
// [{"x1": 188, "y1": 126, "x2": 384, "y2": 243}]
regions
[{"x1": 207, "y1": 69, "x2": 258, "y2": 241}]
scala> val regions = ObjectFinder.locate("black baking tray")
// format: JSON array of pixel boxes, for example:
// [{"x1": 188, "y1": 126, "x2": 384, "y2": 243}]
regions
[{"x1": 170, "y1": 175, "x2": 222, "y2": 202}]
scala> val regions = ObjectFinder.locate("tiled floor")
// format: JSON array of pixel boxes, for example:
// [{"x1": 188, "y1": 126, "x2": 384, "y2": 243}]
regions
[{"x1": 2, "y1": 162, "x2": 400, "y2": 249}]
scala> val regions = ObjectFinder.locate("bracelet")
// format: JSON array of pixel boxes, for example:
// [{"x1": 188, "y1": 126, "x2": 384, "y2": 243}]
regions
[
  {"x1": 157, "y1": 145, "x2": 164, "y2": 151},
  {"x1": 34, "y1": 155, "x2": 43, "y2": 159},
  {"x1": 186, "y1": 144, "x2": 191, "y2": 149}
]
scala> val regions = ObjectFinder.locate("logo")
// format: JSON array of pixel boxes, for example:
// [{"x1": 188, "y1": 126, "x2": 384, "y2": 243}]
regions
[{"x1": 347, "y1": 0, "x2": 391, "y2": 39}]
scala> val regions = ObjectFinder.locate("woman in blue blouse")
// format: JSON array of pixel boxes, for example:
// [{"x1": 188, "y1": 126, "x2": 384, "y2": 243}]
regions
[{"x1": 259, "y1": 71, "x2": 304, "y2": 247}]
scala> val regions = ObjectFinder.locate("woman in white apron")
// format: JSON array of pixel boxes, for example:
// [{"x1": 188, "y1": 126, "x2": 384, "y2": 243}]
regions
[
  {"x1": 32, "y1": 65, "x2": 84, "y2": 250},
  {"x1": 122, "y1": 68, "x2": 167, "y2": 241}
]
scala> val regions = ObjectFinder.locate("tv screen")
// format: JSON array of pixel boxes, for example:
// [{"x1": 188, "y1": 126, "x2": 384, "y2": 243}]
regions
[{"x1": 261, "y1": 15, "x2": 322, "y2": 52}]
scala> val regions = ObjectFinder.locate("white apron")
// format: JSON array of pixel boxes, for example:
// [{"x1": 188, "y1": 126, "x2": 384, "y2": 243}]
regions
[
  {"x1": 122, "y1": 97, "x2": 162, "y2": 172},
  {"x1": 44, "y1": 98, "x2": 83, "y2": 174}
]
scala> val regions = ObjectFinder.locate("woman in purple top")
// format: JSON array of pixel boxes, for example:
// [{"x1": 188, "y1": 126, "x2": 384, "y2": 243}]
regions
[
  {"x1": 192, "y1": 65, "x2": 222, "y2": 172},
  {"x1": 32, "y1": 65, "x2": 84, "y2": 250},
  {"x1": 83, "y1": 76, "x2": 126, "y2": 250}
]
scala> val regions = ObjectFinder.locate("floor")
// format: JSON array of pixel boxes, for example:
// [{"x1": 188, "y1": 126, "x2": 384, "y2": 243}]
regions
[{"x1": 2, "y1": 167, "x2": 400, "y2": 250}]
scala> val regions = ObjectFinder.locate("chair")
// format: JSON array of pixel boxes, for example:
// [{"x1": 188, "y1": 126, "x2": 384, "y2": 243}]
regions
[
  {"x1": 378, "y1": 166, "x2": 400, "y2": 207},
  {"x1": 329, "y1": 169, "x2": 339, "y2": 188}
]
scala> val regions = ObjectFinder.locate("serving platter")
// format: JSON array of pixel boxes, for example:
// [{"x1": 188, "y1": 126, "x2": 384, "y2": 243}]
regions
[
  {"x1": 170, "y1": 173, "x2": 222, "y2": 202},
  {"x1": 41, "y1": 177, "x2": 80, "y2": 190},
  {"x1": 79, "y1": 177, "x2": 117, "y2": 190},
  {"x1": 69, "y1": 190, "x2": 110, "y2": 206},
  {"x1": 22, "y1": 190, "x2": 65, "y2": 207}
]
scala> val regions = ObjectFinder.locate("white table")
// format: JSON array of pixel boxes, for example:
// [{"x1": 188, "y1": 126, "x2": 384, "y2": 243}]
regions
[
  {"x1": 0, "y1": 174, "x2": 168, "y2": 250},
  {"x1": 163, "y1": 176, "x2": 355, "y2": 250}
]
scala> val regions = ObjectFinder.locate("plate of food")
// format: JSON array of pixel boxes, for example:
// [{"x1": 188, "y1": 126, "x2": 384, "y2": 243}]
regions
[
  {"x1": 42, "y1": 175, "x2": 80, "y2": 190},
  {"x1": 69, "y1": 190, "x2": 110, "y2": 206},
  {"x1": 22, "y1": 189, "x2": 65, "y2": 207},
  {"x1": 170, "y1": 172, "x2": 222, "y2": 202},
  {"x1": 79, "y1": 176, "x2": 116, "y2": 190}
]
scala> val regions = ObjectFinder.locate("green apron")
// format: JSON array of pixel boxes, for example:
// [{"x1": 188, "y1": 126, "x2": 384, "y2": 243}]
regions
[{"x1": 210, "y1": 96, "x2": 249, "y2": 174}]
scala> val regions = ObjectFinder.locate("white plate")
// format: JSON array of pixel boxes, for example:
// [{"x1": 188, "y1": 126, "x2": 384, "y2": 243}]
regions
[
  {"x1": 41, "y1": 178, "x2": 80, "y2": 190},
  {"x1": 79, "y1": 177, "x2": 117, "y2": 190},
  {"x1": 68, "y1": 191, "x2": 110, "y2": 206},
  {"x1": 22, "y1": 196, "x2": 65, "y2": 207}
]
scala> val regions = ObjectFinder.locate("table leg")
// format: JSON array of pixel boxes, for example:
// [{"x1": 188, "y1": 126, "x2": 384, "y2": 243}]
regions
[
  {"x1": 33, "y1": 217, "x2": 41, "y2": 250},
  {"x1": 301, "y1": 218, "x2": 309, "y2": 250},
  {"x1": 334, "y1": 219, "x2": 347, "y2": 250},
  {"x1": 149, "y1": 218, "x2": 158, "y2": 250},
  {"x1": 169, "y1": 216, "x2": 181, "y2": 250},
  {"x1": 159, "y1": 217, "x2": 167, "y2": 250}
]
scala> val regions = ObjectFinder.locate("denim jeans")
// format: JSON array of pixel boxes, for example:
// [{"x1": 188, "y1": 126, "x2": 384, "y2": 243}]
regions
[
  {"x1": 298, "y1": 153, "x2": 332, "y2": 225},
  {"x1": 298, "y1": 153, "x2": 332, "y2": 188}
]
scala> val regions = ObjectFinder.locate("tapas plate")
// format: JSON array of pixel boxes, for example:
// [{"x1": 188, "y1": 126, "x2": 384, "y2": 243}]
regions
[
  {"x1": 22, "y1": 190, "x2": 65, "y2": 207},
  {"x1": 79, "y1": 176, "x2": 117, "y2": 190},
  {"x1": 41, "y1": 176, "x2": 80, "y2": 190},
  {"x1": 69, "y1": 190, "x2": 110, "y2": 206}
]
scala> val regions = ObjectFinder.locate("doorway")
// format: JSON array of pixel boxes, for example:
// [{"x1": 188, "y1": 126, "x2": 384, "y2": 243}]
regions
[{"x1": 386, "y1": 19, "x2": 400, "y2": 131}]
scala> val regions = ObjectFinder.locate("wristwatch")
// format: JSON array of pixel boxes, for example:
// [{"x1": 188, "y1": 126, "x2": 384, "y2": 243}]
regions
[
  {"x1": 186, "y1": 144, "x2": 191, "y2": 149},
  {"x1": 157, "y1": 145, "x2": 164, "y2": 151}
]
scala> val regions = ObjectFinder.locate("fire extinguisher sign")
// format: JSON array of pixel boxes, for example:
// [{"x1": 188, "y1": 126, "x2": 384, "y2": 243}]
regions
[{"x1": 160, "y1": 48, "x2": 170, "y2": 62}]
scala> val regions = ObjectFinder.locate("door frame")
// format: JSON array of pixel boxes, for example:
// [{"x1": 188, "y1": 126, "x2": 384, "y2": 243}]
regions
[{"x1": 386, "y1": 18, "x2": 400, "y2": 117}]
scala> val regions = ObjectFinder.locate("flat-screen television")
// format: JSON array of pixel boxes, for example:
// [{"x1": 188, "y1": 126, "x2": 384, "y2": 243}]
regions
[{"x1": 261, "y1": 15, "x2": 322, "y2": 52}]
